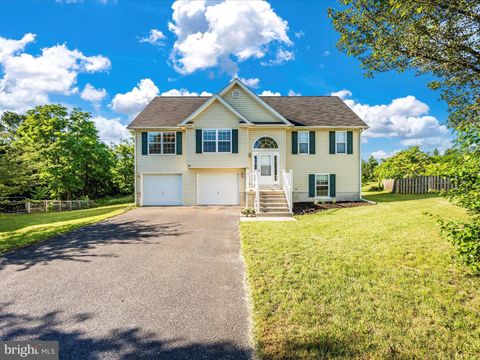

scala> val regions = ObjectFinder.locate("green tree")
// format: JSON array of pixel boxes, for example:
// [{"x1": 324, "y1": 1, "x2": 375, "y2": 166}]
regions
[
  {"x1": 15, "y1": 105, "x2": 113, "y2": 199},
  {"x1": 111, "y1": 139, "x2": 134, "y2": 195},
  {"x1": 328, "y1": 1, "x2": 479, "y2": 118},
  {"x1": 362, "y1": 155, "x2": 378, "y2": 182},
  {"x1": 330, "y1": 1, "x2": 480, "y2": 271},
  {"x1": 0, "y1": 112, "x2": 31, "y2": 196},
  {"x1": 374, "y1": 146, "x2": 431, "y2": 179}
]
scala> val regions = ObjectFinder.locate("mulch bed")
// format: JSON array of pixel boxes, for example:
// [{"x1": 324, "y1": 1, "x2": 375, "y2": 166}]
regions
[{"x1": 293, "y1": 201, "x2": 373, "y2": 215}]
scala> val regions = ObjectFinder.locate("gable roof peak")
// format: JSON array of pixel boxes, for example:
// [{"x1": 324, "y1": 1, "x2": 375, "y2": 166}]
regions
[
  {"x1": 218, "y1": 78, "x2": 292, "y2": 125},
  {"x1": 179, "y1": 94, "x2": 251, "y2": 125}
]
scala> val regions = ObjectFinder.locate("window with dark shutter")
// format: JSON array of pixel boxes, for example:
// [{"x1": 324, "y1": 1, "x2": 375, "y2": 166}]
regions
[
  {"x1": 196, "y1": 129, "x2": 202, "y2": 153},
  {"x1": 141, "y1": 132, "x2": 148, "y2": 155},
  {"x1": 309, "y1": 131, "x2": 315, "y2": 154},
  {"x1": 292, "y1": 131, "x2": 298, "y2": 154}
]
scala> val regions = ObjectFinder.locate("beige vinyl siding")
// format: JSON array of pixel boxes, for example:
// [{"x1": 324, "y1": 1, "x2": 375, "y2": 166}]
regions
[
  {"x1": 135, "y1": 129, "x2": 246, "y2": 205},
  {"x1": 187, "y1": 101, "x2": 248, "y2": 168},
  {"x1": 135, "y1": 130, "x2": 187, "y2": 205},
  {"x1": 222, "y1": 84, "x2": 282, "y2": 123},
  {"x1": 286, "y1": 129, "x2": 361, "y2": 201}
]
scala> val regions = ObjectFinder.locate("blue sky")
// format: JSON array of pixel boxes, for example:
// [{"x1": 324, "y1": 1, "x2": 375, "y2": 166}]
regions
[{"x1": 0, "y1": 0, "x2": 452, "y2": 158}]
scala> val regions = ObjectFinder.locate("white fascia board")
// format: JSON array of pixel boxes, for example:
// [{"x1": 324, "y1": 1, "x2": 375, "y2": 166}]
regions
[
  {"x1": 290, "y1": 125, "x2": 369, "y2": 129},
  {"x1": 130, "y1": 126, "x2": 181, "y2": 130}
]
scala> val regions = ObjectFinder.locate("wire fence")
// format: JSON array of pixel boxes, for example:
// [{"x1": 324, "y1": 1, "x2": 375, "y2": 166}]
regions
[{"x1": 0, "y1": 198, "x2": 95, "y2": 214}]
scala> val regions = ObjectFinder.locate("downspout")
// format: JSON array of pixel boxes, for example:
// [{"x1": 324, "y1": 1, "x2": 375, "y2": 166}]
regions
[
  {"x1": 359, "y1": 128, "x2": 375, "y2": 204},
  {"x1": 134, "y1": 131, "x2": 137, "y2": 206},
  {"x1": 359, "y1": 128, "x2": 365, "y2": 201}
]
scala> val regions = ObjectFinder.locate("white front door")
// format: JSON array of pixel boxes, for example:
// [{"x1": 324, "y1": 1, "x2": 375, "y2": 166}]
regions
[{"x1": 253, "y1": 152, "x2": 278, "y2": 186}]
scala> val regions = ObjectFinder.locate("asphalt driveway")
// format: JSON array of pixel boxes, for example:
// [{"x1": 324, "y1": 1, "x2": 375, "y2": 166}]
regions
[{"x1": 0, "y1": 207, "x2": 252, "y2": 359}]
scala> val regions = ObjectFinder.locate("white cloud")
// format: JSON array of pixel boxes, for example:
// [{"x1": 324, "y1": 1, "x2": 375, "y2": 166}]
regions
[
  {"x1": 0, "y1": 33, "x2": 35, "y2": 62},
  {"x1": 169, "y1": 0, "x2": 292, "y2": 74},
  {"x1": 139, "y1": 29, "x2": 166, "y2": 46},
  {"x1": 110, "y1": 78, "x2": 212, "y2": 117},
  {"x1": 110, "y1": 79, "x2": 159, "y2": 117},
  {"x1": 238, "y1": 77, "x2": 260, "y2": 88},
  {"x1": 259, "y1": 90, "x2": 281, "y2": 96},
  {"x1": 294, "y1": 31, "x2": 305, "y2": 38},
  {"x1": 330, "y1": 89, "x2": 352, "y2": 99},
  {"x1": 322, "y1": 50, "x2": 330, "y2": 57},
  {"x1": 370, "y1": 150, "x2": 399, "y2": 160},
  {"x1": 92, "y1": 116, "x2": 130, "y2": 144},
  {"x1": 0, "y1": 33, "x2": 110, "y2": 113},
  {"x1": 160, "y1": 89, "x2": 212, "y2": 96},
  {"x1": 334, "y1": 89, "x2": 451, "y2": 151},
  {"x1": 80, "y1": 83, "x2": 107, "y2": 107},
  {"x1": 261, "y1": 48, "x2": 294, "y2": 66},
  {"x1": 288, "y1": 89, "x2": 301, "y2": 96}
]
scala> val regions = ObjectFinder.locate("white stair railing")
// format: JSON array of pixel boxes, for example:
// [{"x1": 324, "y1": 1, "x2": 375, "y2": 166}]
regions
[
  {"x1": 282, "y1": 169, "x2": 293, "y2": 212},
  {"x1": 253, "y1": 170, "x2": 260, "y2": 213}
]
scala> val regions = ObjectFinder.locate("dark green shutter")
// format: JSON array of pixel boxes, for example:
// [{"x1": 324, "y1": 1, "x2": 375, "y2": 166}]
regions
[
  {"x1": 142, "y1": 132, "x2": 148, "y2": 155},
  {"x1": 347, "y1": 131, "x2": 353, "y2": 154},
  {"x1": 309, "y1": 131, "x2": 315, "y2": 154},
  {"x1": 232, "y1": 129, "x2": 238, "y2": 153},
  {"x1": 196, "y1": 129, "x2": 202, "y2": 153},
  {"x1": 292, "y1": 131, "x2": 298, "y2": 154},
  {"x1": 308, "y1": 174, "x2": 315, "y2": 197},
  {"x1": 176, "y1": 131, "x2": 182, "y2": 155},
  {"x1": 329, "y1": 131, "x2": 336, "y2": 154},
  {"x1": 329, "y1": 174, "x2": 336, "y2": 198}
]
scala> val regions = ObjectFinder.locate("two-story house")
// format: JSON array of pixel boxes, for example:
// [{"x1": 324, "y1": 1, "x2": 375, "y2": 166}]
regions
[{"x1": 127, "y1": 78, "x2": 368, "y2": 216}]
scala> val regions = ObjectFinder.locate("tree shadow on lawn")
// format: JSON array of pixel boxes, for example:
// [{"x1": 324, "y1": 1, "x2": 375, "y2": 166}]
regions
[
  {"x1": 0, "y1": 302, "x2": 251, "y2": 360},
  {"x1": 363, "y1": 193, "x2": 440, "y2": 203},
  {"x1": 0, "y1": 205, "x2": 130, "y2": 233},
  {"x1": 0, "y1": 219, "x2": 190, "y2": 272},
  {"x1": 258, "y1": 335, "x2": 361, "y2": 360}
]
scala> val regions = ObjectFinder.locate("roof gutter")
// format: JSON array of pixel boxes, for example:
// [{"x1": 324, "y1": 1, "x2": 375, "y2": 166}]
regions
[{"x1": 357, "y1": 127, "x2": 376, "y2": 204}]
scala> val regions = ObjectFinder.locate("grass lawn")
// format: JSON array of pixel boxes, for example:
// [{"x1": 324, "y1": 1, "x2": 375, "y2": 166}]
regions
[
  {"x1": 241, "y1": 192, "x2": 480, "y2": 359},
  {"x1": 0, "y1": 203, "x2": 133, "y2": 253}
]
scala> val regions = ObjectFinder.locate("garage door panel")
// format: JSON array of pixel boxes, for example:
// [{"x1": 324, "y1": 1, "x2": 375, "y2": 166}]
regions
[
  {"x1": 198, "y1": 173, "x2": 239, "y2": 205},
  {"x1": 142, "y1": 174, "x2": 182, "y2": 206}
]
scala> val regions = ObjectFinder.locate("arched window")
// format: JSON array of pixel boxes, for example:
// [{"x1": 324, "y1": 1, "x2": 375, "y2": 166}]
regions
[{"x1": 253, "y1": 136, "x2": 278, "y2": 149}]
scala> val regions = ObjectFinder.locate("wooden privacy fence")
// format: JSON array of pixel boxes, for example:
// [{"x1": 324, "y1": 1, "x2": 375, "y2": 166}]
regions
[
  {"x1": 0, "y1": 199, "x2": 94, "y2": 214},
  {"x1": 382, "y1": 176, "x2": 453, "y2": 194}
]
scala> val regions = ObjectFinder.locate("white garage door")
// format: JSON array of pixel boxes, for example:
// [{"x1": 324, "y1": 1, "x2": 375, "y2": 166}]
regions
[
  {"x1": 142, "y1": 174, "x2": 182, "y2": 206},
  {"x1": 197, "y1": 173, "x2": 239, "y2": 205}
]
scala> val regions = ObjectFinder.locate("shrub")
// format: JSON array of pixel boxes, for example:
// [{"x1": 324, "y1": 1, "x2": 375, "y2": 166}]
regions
[
  {"x1": 434, "y1": 215, "x2": 480, "y2": 273},
  {"x1": 367, "y1": 184, "x2": 383, "y2": 192},
  {"x1": 241, "y1": 208, "x2": 256, "y2": 217}
]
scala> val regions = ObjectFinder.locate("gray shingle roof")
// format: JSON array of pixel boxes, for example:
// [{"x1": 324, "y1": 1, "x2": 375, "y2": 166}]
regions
[
  {"x1": 261, "y1": 96, "x2": 367, "y2": 127},
  {"x1": 127, "y1": 95, "x2": 368, "y2": 128}
]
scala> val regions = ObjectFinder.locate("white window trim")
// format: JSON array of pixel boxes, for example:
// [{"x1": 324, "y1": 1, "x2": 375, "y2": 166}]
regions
[
  {"x1": 298, "y1": 131, "x2": 310, "y2": 155},
  {"x1": 252, "y1": 136, "x2": 279, "y2": 150},
  {"x1": 147, "y1": 131, "x2": 177, "y2": 156},
  {"x1": 335, "y1": 131, "x2": 347, "y2": 155},
  {"x1": 314, "y1": 173, "x2": 331, "y2": 199},
  {"x1": 202, "y1": 128, "x2": 232, "y2": 154}
]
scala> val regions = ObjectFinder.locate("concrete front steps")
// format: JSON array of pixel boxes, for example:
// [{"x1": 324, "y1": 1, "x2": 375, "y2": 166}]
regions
[{"x1": 257, "y1": 189, "x2": 293, "y2": 217}]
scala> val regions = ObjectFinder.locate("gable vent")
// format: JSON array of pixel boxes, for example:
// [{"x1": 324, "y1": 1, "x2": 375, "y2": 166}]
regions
[{"x1": 232, "y1": 89, "x2": 241, "y2": 99}]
